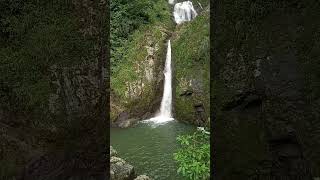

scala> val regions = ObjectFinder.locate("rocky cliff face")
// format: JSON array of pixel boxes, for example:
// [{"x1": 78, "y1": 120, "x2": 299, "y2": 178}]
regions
[
  {"x1": 111, "y1": 1, "x2": 210, "y2": 126},
  {"x1": 172, "y1": 5, "x2": 210, "y2": 126},
  {"x1": 110, "y1": 0, "x2": 175, "y2": 124},
  {"x1": 1, "y1": 59, "x2": 107, "y2": 180},
  {"x1": 0, "y1": 1, "x2": 108, "y2": 178},
  {"x1": 48, "y1": 61, "x2": 104, "y2": 119},
  {"x1": 110, "y1": 1, "x2": 210, "y2": 127},
  {"x1": 111, "y1": 25, "x2": 173, "y2": 124},
  {"x1": 213, "y1": 1, "x2": 320, "y2": 179},
  {"x1": 0, "y1": 55, "x2": 107, "y2": 180}
]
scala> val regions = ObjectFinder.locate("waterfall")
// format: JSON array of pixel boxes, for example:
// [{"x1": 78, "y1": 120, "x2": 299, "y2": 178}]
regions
[
  {"x1": 142, "y1": 1, "x2": 198, "y2": 125},
  {"x1": 173, "y1": 1, "x2": 198, "y2": 24},
  {"x1": 143, "y1": 40, "x2": 174, "y2": 124},
  {"x1": 159, "y1": 40, "x2": 173, "y2": 118}
]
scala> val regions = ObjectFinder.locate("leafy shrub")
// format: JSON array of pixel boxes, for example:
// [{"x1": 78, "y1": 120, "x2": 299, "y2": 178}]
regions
[
  {"x1": 174, "y1": 129, "x2": 210, "y2": 179},
  {"x1": 110, "y1": 0, "x2": 172, "y2": 72}
]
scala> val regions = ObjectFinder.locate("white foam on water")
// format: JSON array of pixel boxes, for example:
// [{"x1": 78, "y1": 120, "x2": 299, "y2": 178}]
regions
[{"x1": 142, "y1": 116, "x2": 174, "y2": 124}]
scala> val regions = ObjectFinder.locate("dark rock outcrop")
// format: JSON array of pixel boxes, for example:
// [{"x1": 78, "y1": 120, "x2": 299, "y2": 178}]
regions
[
  {"x1": 213, "y1": 1, "x2": 320, "y2": 179},
  {"x1": 110, "y1": 147, "x2": 152, "y2": 180},
  {"x1": 0, "y1": 1, "x2": 109, "y2": 178},
  {"x1": 110, "y1": 157, "x2": 135, "y2": 180},
  {"x1": 0, "y1": 57, "x2": 108, "y2": 180},
  {"x1": 116, "y1": 112, "x2": 130, "y2": 122}
]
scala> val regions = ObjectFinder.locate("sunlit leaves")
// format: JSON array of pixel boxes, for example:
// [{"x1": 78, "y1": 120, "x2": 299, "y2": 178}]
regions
[
  {"x1": 174, "y1": 130, "x2": 210, "y2": 180},
  {"x1": 110, "y1": 0, "x2": 172, "y2": 72}
]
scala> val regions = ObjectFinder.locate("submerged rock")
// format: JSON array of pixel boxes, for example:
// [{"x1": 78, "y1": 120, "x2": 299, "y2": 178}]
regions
[{"x1": 117, "y1": 118, "x2": 139, "y2": 128}]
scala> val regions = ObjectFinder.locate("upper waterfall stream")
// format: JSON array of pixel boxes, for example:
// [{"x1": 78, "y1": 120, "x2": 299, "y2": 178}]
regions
[{"x1": 173, "y1": 1, "x2": 198, "y2": 24}]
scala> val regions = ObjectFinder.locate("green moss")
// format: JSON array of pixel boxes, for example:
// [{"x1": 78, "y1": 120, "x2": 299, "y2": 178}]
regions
[
  {"x1": 113, "y1": 26, "x2": 160, "y2": 92},
  {"x1": 172, "y1": 10, "x2": 210, "y2": 124},
  {"x1": 0, "y1": 0, "x2": 98, "y2": 117},
  {"x1": 111, "y1": 15, "x2": 173, "y2": 116},
  {"x1": 111, "y1": 0, "x2": 174, "y2": 71}
]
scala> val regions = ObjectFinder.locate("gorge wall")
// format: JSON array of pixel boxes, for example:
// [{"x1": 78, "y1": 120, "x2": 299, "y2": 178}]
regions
[
  {"x1": 110, "y1": 0, "x2": 174, "y2": 124},
  {"x1": 111, "y1": 0, "x2": 210, "y2": 127},
  {"x1": 213, "y1": 0, "x2": 320, "y2": 179},
  {"x1": 0, "y1": 1, "x2": 108, "y2": 179},
  {"x1": 172, "y1": 4, "x2": 210, "y2": 126}
]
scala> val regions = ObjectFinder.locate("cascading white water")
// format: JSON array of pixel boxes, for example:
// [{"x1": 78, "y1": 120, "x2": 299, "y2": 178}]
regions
[
  {"x1": 159, "y1": 40, "x2": 173, "y2": 118},
  {"x1": 143, "y1": 40, "x2": 173, "y2": 124},
  {"x1": 173, "y1": 1, "x2": 198, "y2": 24},
  {"x1": 143, "y1": 1, "x2": 198, "y2": 125}
]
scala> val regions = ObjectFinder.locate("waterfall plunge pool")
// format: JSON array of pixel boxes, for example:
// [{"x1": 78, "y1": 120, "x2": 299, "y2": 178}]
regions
[
  {"x1": 110, "y1": 120, "x2": 196, "y2": 180},
  {"x1": 111, "y1": 1, "x2": 202, "y2": 179}
]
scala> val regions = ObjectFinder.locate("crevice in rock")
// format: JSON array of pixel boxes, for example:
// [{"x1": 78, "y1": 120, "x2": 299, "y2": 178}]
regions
[
  {"x1": 179, "y1": 89, "x2": 193, "y2": 97},
  {"x1": 194, "y1": 104, "x2": 206, "y2": 126},
  {"x1": 222, "y1": 92, "x2": 262, "y2": 111}
]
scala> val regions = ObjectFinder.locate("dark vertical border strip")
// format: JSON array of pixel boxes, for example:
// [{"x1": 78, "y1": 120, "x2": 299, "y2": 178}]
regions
[
  {"x1": 210, "y1": 0, "x2": 218, "y2": 179},
  {"x1": 104, "y1": 0, "x2": 111, "y2": 179},
  {"x1": 98, "y1": 0, "x2": 110, "y2": 179},
  {"x1": 106, "y1": 0, "x2": 110, "y2": 178},
  {"x1": 96, "y1": 0, "x2": 110, "y2": 178}
]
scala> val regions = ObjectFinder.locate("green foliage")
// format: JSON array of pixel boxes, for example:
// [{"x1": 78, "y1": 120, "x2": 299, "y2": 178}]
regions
[
  {"x1": 111, "y1": 0, "x2": 172, "y2": 72},
  {"x1": 110, "y1": 0, "x2": 173, "y2": 115},
  {"x1": 0, "y1": 1, "x2": 96, "y2": 116},
  {"x1": 174, "y1": 130, "x2": 210, "y2": 180},
  {"x1": 111, "y1": 25, "x2": 162, "y2": 94},
  {"x1": 172, "y1": 10, "x2": 210, "y2": 122}
]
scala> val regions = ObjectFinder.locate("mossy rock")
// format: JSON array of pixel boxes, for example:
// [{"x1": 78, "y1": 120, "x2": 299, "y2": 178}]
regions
[{"x1": 172, "y1": 8, "x2": 210, "y2": 125}]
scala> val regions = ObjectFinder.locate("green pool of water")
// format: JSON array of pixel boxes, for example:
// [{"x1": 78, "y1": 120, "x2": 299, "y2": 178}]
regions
[{"x1": 110, "y1": 120, "x2": 196, "y2": 180}]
